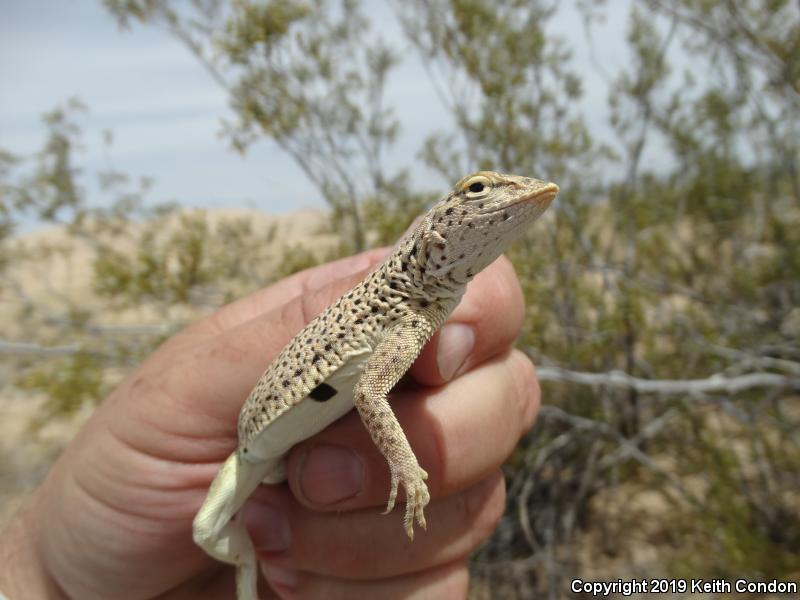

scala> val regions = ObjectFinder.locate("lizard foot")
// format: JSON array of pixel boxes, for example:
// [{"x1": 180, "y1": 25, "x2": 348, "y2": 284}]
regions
[{"x1": 383, "y1": 462, "x2": 430, "y2": 539}]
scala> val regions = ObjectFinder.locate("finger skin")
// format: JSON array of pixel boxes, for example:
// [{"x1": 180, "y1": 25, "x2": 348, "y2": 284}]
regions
[
  {"x1": 286, "y1": 349, "x2": 539, "y2": 511},
  {"x1": 199, "y1": 254, "x2": 534, "y2": 583},
  {"x1": 0, "y1": 249, "x2": 536, "y2": 600},
  {"x1": 264, "y1": 558, "x2": 470, "y2": 600},
  {"x1": 176, "y1": 248, "x2": 390, "y2": 346},
  {"x1": 165, "y1": 254, "x2": 524, "y2": 423},
  {"x1": 244, "y1": 471, "x2": 506, "y2": 581},
  {"x1": 119, "y1": 253, "x2": 530, "y2": 465},
  {"x1": 236, "y1": 351, "x2": 539, "y2": 581},
  {"x1": 410, "y1": 255, "x2": 525, "y2": 385}
]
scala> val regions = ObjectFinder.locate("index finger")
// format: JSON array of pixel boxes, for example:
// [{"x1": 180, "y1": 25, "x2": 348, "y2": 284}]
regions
[
  {"x1": 176, "y1": 254, "x2": 526, "y2": 432},
  {"x1": 163, "y1": 248, "x2": 390, "y2": 353},
  {"x1": 211, "y1": 248, "x2": 391, "y2": 331}
]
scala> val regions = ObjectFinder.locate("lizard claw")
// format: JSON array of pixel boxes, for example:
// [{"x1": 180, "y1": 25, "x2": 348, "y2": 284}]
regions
[
  {"x1": 383, "y1": 464, "x2": 430, "y2": 539},
  {"x1": 383, "y1": 469, "x2": 399, "y2": 516}
]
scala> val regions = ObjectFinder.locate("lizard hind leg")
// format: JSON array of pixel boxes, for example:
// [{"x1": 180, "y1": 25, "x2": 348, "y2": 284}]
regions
[{"x1": 193, "y1": 452, "x2": 272, "y2": 600}]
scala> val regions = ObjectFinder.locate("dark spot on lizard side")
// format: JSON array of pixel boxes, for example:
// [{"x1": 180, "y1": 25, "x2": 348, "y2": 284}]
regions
[{"x1": 309, "y1": 382, "x2": 337, "y2": 402}]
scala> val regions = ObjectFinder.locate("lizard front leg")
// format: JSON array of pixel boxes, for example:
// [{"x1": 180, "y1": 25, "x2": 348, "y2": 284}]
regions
[{"x1": 354, "y1": 316, "x2": 437, "y2": 539}]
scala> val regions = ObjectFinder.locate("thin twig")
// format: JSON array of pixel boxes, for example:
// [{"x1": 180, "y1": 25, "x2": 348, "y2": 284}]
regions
[{"x1": 535, "y1": 365, "x2": 800, "y2": 394}]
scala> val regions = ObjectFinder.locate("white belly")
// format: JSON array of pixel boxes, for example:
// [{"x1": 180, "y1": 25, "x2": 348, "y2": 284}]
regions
[{"x1": 245, "y1": 349, "x2": 372, "y2": 482}]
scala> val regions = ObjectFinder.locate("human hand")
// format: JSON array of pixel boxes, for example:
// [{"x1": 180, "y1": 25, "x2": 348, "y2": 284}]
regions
[{"x1": 0, "y1": 249, "x2": 540, "y2": 599}]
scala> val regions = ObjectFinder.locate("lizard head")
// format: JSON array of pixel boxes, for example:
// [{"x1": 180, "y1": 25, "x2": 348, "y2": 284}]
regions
[{"x1": 409, "y1": 171, "x2": 558, "y2": 287}]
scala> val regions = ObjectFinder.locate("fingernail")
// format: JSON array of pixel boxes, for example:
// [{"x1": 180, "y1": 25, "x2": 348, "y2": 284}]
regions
[
  {"x1": 262, "y1": 564, "x2": 299, "y2": 589},
  {"x1": 299, "y1": 445, "x2": 363, "y2": 505},
  {"x1": 243, "y1": 502, "x2": 291, "y2": 552},
  {"x1": 437, "y1": 323, "x2": 475, "y2": 381}
]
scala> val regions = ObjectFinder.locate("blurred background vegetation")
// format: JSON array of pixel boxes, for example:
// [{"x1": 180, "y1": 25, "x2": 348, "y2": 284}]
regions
[{"x1": 1, "y1": 0, "x2": 799, "y2": 596}]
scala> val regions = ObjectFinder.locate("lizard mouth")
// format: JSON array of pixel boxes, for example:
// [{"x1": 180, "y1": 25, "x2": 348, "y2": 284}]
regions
[
  {"x1": 519, "y1": 182, "x2": 559, "y2": 208},
  {"x1": 490, "y1": 181, "x2": 559, "y2": 214}
]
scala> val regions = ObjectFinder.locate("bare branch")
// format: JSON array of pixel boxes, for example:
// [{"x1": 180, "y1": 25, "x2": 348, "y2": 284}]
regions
[
  {"x1": 708, "y1": 344, "x2": 800, "y2": 376},
  {"x1": 0, "y1": 339, "x2": 80, "y2": 356},
  {"x1": 538, "y1": 405, "x2": 703, "y2": 508},
  {"x1": 535, "y1": 365, "x2": 800, "y2": 394}
]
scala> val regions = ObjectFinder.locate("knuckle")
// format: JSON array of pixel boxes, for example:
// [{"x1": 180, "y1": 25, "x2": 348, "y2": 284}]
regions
[
  {"x1": 491, "y1": 256, "x2": 526, "y2": 321},
  {"x1": 460, "y1": 471, "x2": 507, "y2": 548},
  {"x1": 508, "y1": 350, "x2": 541, "y2": 434},
  {"x1": 436, "y1": 561, "x2": 471, "y2": 599}
]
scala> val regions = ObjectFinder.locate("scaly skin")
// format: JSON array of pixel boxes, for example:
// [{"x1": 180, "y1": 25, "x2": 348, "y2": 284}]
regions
[{"x1": 193, "y1": 171, "x2": 559, "y2": 600}]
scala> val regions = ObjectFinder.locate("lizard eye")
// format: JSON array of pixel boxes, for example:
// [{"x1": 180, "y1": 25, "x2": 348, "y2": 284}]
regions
[{"x1": 463, "y1": 175, "x2": 492, "y2": 198}]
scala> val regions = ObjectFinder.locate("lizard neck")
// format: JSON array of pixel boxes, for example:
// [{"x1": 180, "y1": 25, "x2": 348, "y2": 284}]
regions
[{"x1": 378, "y1": 242, "x2": 468, "y2": 307}]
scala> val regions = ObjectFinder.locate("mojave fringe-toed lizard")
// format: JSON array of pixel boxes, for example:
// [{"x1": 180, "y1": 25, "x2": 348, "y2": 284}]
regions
[{"x1": 192, "y1": 171, "x2": 559, "y2": 599}]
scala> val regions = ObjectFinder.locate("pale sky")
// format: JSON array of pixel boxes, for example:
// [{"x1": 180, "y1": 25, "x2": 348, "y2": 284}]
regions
[{"x1": 0, "y1": 0, "x2": 630, "y2": 222}]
